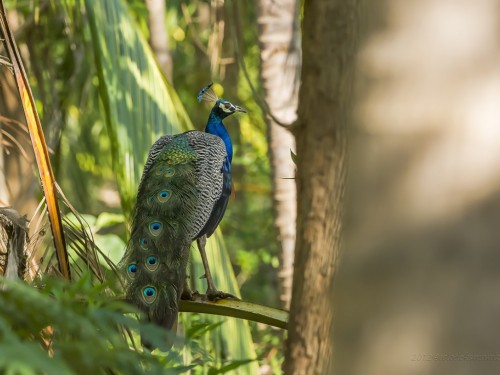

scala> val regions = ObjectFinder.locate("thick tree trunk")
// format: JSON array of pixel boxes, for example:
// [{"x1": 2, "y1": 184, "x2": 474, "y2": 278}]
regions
[
  {"x1": 145, "y1": 0, "x2": 173, "y2": 82},
  {"x1": 256, "y1": 0, "x2": 299, "y2": 310},
  {"x1": 285, "y1": 0, "x2": 359, "y2": 374},
  {"x1": 335, "y1": 1, "x2": 500, "y2": 374}
]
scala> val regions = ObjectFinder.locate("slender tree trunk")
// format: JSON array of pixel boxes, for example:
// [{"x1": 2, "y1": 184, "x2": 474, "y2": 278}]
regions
[
  {"x1": 145, "y1": 0, "x2": 173, "y2": 82},
  {"x1": 208, "y1": 0, "x2": 225, "y2": 77},
  {"x1": 285, "y1": 0, "x2": 360, "y2": 373},
  {"x1": 257, "y1": 0, "x2": 299, "y2": 310}
]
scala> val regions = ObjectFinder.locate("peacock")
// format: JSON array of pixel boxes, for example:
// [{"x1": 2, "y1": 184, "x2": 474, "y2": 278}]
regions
[{"x1": 120, "y1": 83, "x2": 245, "y2": 342}]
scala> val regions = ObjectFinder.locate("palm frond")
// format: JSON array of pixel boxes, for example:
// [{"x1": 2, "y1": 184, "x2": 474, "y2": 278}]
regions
[
  {"x1": 85, "y1": 0, "x2": 190, "y2": 217},
  {"x1": 0, "y1": 0, "x2": 70, "y2": 279},
  {"x1": 26, "y1": 188, "x2": 119, "y2": 285},
  {"x1": 0, "y1": 116, "x2": 31, "y2": 160}
]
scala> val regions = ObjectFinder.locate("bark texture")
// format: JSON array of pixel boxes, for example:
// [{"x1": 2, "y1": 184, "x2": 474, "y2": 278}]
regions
[
  {"x1": 257, "y1": 0, "x2": 299, "y2": 309},
  {"x1": 145, "y1": 0, "x2": 173, "y2": 81},
  {"x1": 285, "y1": 0, "x2": 359, "y2": 373}
]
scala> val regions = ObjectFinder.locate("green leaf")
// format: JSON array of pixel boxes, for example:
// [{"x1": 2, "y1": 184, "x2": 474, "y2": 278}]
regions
[
  {"x1": 208, "y1": 359, "x2": 258, "y2": 375},
  {"x1": 186, "y1": 321, "x2": 225, "y2": 339},
  {"x1": 94, "y1": 212, "x2": 125, "y2": 231},
  {"x1": 94, "y1": 233, "x2": 126, "y2": 265},
  {"x1": 64, "y1": 212, "x2": 97, "y2": 228},
  {"x1": 0, "y1": 341, "x2": 75, "y2": 375}
]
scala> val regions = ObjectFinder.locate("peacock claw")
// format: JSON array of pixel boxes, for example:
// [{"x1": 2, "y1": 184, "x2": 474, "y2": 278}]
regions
[
  {"x1": 206, "y1": 288, "x2": 239, "y2": 301},
  {"x1": 181, "y1": 288, "x2": 200, "y2": 301},
  {"x1": 181, "y1": 281, "x2": 200, "y2": 301}
]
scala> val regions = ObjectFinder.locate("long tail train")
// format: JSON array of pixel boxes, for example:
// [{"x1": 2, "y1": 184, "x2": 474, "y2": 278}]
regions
[{"x1": 121, "y1": 136, "x2": 198, "y2": 336}]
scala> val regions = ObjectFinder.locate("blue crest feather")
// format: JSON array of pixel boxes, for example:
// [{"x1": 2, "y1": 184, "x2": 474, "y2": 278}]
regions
[{"x1": 197, "y1": 82, "x2": 218, "y2": 103}]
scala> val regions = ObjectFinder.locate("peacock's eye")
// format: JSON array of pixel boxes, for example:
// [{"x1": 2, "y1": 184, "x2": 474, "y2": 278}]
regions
[
  {"x1": 127, "y1": 263, "x2": 137, "y2": 279},
  {"x1": 157, "y1": 190, "x2": 171, "y2": 203},
  {"x1": 128, "y1": 264, "x2": 137, "y2": 272},
  {"x1": 139, "y1": 237, "x2": 149, "y2": 250},
  {"x1": 149, "y1": 221, "x2": 162, "y2": 236},
  {"x1": 224, "y1": 103, "x2": 231, "y2": 109},
  {"x1": 142, "y1": 286, "x2": 157, "y2": 303},
  {"x1": 164, "y1": 167, "x2": 175, "y2": 177},
  {"x1": 145, "y1": 256, "x2": 159, "y2": 271}
]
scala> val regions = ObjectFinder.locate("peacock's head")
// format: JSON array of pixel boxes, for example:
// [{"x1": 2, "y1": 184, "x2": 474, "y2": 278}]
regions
[
  {"x1": 198, "y1": 83, "x2": 246, "y2": 119},
  {"x1": 213, "y1": 99, "x2": 246, "y2": 119}
]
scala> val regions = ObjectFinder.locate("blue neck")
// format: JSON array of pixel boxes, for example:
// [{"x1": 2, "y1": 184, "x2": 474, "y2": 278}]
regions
[{"x1": 205, "y1": 111, "x2": 233, "y2": 164}]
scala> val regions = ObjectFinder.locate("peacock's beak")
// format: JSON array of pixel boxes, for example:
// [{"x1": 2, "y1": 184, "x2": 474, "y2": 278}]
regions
[{"x1": 234, "y1": 105, "x2": 247, "y2": 113}]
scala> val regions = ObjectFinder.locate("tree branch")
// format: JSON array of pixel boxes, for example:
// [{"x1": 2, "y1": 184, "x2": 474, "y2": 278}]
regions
[{"x1": 179, "y1": 296, "x2": 288, "y2": 330}]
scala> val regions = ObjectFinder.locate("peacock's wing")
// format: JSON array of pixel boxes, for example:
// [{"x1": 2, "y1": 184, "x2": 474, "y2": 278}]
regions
[
  {"x1": 184, "y1": 131, "x2": 228, "y2": 240},
  {"x1": 196, "y1": 163, "x2": 230, "y2": 239}
]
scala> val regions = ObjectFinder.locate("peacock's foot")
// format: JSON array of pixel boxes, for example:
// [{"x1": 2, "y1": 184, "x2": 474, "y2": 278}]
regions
[
  {"x1": 181, "y1": 286, "x2": 200, "y2": 301},
  {"x1": 206, "y1": 288, "x2": 239, "y2": 301}
]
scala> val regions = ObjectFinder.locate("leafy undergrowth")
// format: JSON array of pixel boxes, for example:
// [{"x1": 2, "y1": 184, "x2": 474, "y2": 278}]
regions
[{"x1": 0, "y1": 275, "x2": 254, "y2": 374}]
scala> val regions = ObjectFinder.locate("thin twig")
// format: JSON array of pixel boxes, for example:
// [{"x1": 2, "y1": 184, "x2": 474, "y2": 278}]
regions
[
  {"x1": 0, "y1": 128, "x2": 30, "y2": 161},
  {"x1": 0, "y1": 54, "x2": 12, "y2": 67}
]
